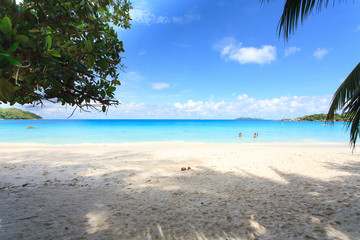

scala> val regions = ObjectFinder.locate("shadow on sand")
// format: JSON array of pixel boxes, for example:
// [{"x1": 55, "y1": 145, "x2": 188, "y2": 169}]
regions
[{"x1": 0, "y1": 148, "x2": 359, "y2": 240}]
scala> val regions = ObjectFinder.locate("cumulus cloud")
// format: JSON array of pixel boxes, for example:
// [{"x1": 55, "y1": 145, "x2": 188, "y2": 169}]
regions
[
  {"x1": 284, "y1": 47, "x2": 301, "y2": 57},
  {"x1": 8, "y1": 94, "x2": 331, "y2": 119},
  {"x1": 313, "y1": 48, "x2": 328, "y2": 60},
  {"x1": 152, "y1": 82, "x2": 170, "y2": 90},
  {"x1": 237, "y1": 94, "x2": 249, "y2": 100},
  {"x1": 215, "y1": 37, "x2": 276, "y2": 64},
  {"x1": 171, "y1": 94, "x2": 330, "y2": 119}
]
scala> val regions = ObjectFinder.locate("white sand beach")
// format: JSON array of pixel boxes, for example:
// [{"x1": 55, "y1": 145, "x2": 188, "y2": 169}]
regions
[{"x1": 1, "y1": 142, "x2": 360, "y2": 239}]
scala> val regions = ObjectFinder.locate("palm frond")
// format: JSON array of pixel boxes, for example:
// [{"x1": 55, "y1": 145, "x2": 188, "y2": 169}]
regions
[
  {"x1": 261, "y1": 0, "x2": 344, "y2": 40},
  {"x1": 343, "y1": 88, "x2": 360, "y2": 147},
  {"x1": 326, "y1": 63, "x2": 360, "y2": 147}
]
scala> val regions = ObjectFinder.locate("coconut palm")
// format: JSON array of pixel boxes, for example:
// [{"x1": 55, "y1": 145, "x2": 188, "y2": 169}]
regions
[{"x1": 262, "y1": 0, "x2": 359, "y2": 147}]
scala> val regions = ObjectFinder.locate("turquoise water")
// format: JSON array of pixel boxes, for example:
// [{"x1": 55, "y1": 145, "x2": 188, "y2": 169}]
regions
[{"x1": 0, "y1": 119, "x2": 350, "y2": 145}]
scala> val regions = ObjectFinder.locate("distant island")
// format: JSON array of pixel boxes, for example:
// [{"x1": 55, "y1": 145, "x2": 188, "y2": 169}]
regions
[
  {"x1": 235, "y1": 117, "x2": 265, "y2": 120},
  {"x1": 280, "y1": 113, "x2": 348, "y2": 122},
  {"x1": 0, "y1": 108, "x2": 42, "y2": 120}
]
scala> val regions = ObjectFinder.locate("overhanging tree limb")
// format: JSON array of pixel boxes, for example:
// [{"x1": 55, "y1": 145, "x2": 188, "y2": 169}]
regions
[{"x1": 0, "y1": 0, "x2": 132, "y2": 112}]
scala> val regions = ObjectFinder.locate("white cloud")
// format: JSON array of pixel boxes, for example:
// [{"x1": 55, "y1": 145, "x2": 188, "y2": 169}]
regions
[
  {"x1": 237, "y1": 94, "x2": 249, "y2": 100},
  {"x1": 284, "y1": 47, "x2": 301, "y2": 57},
  {"x1": 7, "y1": 94, "x2": 331, "y2": 119},
  {"x1": 130, "y1": 8, "x2": 169, "y2": 25},
  {"x1": 215, "y1": 37, "x2": 276, "y2": 65},
  {"x1": 119, "y1": 71, "x2": 144, "y2": 87},
  {"x1": 152, "y1": 82, "x2": 170, "y2": 90},
  {"x1": 172, "y1": 10, "x2": 200, "y2": 24},
  {"x1": 130, "y1": 5, "x2": 199, "y2": 25},
  {"x1": 313, "y1": 48, "x2": 328, "y2": 60},
  {"x1": 171, "y1": 94, "x2": 330, "y2": 119},
  {"x1": 171, "y1": 95, "x2": 329, "y2": 119}
]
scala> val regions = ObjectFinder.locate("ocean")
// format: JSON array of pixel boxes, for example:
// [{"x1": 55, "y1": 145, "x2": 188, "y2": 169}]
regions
[{"x1": 0, "y1": 119, "x2": 350, "y2": 145}]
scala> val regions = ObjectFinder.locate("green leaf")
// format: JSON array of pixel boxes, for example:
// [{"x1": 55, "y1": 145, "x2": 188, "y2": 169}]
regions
[
  {"x1": 45, "y1": 35, "x2": 52, "y2": 50},
  {"x1": 9, "y1": 56, "x2": 21, "y2": 66},
  {"x1": 85, "y1": 40, "x2": 93, "y2": 52},
  {"x1": 0, "y1": 53, "x2": 10, "y2": 57},
  {"x1": 9, "y1": 42, "x2": 19, "y2": 52},
  {"x1": 28, "y1": 29, "x2": 40, "y2": 33},
  {"x1": 108, "y1": 86, "x2": 116, "y2": 93},
  {"x1": 85, "y1": 54, "x2": 95, "y2": 68},
  {"x1": 1, "y1": 17, "x2": 12, "y2": 34},
  {"x1": 61, "y1": 40, "x2": 72, "y2": 48},
  {"x1": 98, "y1": 58, "x2": 108, "y2": 70},
  {"x1": 327, "y1": 62, "x2": 360, "y2": 148},
  {"x1": 48, "y1": 49, "x2": 61, "y2": 57},
  {"x1": 14, "y1": 35, "x2": 29, "y2": 44},
  {"x1": 100, "y1": 90, "x2": 105, "y2": 98},
  {"x1": 0, "y1": 79, "x2": 14, "y2": 101},
  {"x1": 112, "y1": 79, "x2": 121, "y2": 85}
]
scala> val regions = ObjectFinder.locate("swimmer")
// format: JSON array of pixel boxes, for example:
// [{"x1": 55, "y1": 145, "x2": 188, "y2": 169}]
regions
[
  {"x1": 239, "y1": 133, "x2": 242, "y2": 138},
  {"x1": 254, "y1": 133, "x2": 257, "y2": 138}
]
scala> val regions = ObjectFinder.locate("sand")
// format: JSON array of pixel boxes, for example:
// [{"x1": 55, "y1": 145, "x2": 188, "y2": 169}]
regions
[{"x1": 0, "y1": 142, "x2": 360, "y2": 240}]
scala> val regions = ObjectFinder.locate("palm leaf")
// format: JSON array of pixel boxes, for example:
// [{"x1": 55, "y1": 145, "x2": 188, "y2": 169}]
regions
[
  {"x1": 262, "y1": 0, "x2": 359, "y2": 147},
  {"x1": 261, "y1": 0, "x2": 343, "y2": 40},
  {"x1": 326, "y1": 63, "x2": 360, "y2": 147}
]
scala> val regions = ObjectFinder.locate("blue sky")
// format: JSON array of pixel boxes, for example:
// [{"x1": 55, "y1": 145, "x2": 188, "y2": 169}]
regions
[{"x1": 12, "y1": 0, "x2": 360, "y2": 119}]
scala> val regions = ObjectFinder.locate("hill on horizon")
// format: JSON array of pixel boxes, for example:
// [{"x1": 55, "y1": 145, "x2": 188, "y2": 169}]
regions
[{"x1": 0, "y1": 108, "x2": 42, "y2": 120}]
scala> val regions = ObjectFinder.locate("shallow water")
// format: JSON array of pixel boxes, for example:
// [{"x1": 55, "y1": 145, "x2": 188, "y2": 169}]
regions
[{"x1": 0, "y1": 119, "x2": 349, "y2": 145}]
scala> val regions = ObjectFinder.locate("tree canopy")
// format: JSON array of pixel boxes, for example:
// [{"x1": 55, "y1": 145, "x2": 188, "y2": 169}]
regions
[
  {"x1": 0, "y1": 0, "x2": 132, "y2": 113},
  {"x1": 299, "y1": 113, "x2": 348, "y2": 122}
]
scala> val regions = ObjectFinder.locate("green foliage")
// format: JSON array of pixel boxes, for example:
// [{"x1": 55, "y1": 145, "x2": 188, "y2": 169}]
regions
[
  {"x1": 301, "y1": 113, "x2": 348, "y2": 121},
  {"x1": 261, "y1": 0, "x2": 344, "y2": 40},
  {"x1": 0, "y1": 107, "x2": 42, "y2": 119},
  {"x1": 0, "y1": 0, "x2": 132, "y2": 113},
  {"x1": 302, "y1": 114, "x2": 328, "y2": 121},
  {"x1": 326, "y1": 63, "x2": 360, "y2": 147}
]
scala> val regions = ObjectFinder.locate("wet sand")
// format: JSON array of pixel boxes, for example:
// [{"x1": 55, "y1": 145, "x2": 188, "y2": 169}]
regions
[{"x1": 0, "y1": 142, "x2": 359, "y2": 239}]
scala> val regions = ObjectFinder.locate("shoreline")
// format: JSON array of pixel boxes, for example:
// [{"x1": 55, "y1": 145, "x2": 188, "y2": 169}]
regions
[{"x1": 0, "y1": 140, "x2": 351, "y2": 148}]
